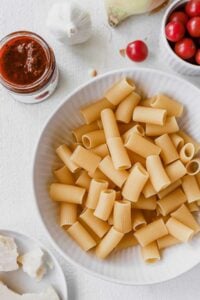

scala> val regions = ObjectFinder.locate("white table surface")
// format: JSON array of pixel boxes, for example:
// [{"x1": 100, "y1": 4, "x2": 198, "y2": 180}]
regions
[{"x1": 0, "y1": 0, "x2": 200, "y2": 299}]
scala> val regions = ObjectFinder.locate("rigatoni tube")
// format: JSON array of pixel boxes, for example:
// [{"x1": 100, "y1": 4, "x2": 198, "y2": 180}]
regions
[
  {"x1": 113, "y1": 201, "x2": 132, "y2": 233},
  {"x1": 56, "y1": 144, "x2": 80, "y2": 173},
  {"x1": 70, "y1": 145, "x2": 101, "y2": 174},
  {"x1": 133, "y1": 106, "x2": 167, "y2": 125},
  {"x1": 94, "y1": 189, "x2": 116, "y2": 221},
  {"x1": 146, "y1": 155, "x2": 171, "y2": 192},
  {"x1": 125, "y1": 133, "x2": 161, "y2": 158},
  {"x1": 49, "y1": 183, "x2": 86, "y2": 204},
  {"x1": 95, "y1": 226, "x2": 124, "y2": 259},
  {"x1": 86, "y1": 179, "x2": 108, "y2": 209},
  {"x1": 67, "y1": 221, "x2": 96, "y2": 251},
  {"x1": 122, "y1": 163, "x2": 149, "y2": 202},
  {"x1": 134, "y1": 218, "x2": 168, "y2": 247}
]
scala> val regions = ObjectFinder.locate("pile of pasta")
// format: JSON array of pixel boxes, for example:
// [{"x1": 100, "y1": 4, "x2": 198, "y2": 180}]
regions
[{"x1": 49, "y1": 78, "x2": 200, "y2": 263}]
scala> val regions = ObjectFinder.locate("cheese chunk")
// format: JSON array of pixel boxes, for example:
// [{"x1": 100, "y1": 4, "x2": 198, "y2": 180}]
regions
[
  {"x1": 0, "y1": 235, "x2": 19, "y2": 271},
  {"x1": 0, "y1": 281, "x2": 60, "y2": 300},
  {"x1": 18, "y1": 248, "x2": 46, "y2": 281}
]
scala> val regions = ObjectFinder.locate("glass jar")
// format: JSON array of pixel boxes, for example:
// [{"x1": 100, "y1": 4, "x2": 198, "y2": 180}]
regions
[{"x1": 0, "y1": 31, "x2": 59, "y2": 103}]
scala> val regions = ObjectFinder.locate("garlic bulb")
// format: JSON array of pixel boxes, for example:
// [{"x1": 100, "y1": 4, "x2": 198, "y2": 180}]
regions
[
  {"x1": 104, "y1": 0, "x2": 168, "y2": 26},
  {"x1": 46, "y1": 1, "x2": 92, "y2": 45}
]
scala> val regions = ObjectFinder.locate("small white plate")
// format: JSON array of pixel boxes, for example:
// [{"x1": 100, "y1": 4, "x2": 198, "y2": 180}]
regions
[{"x1": 0, "y1": 229, "x2": 68, "y2": 299}]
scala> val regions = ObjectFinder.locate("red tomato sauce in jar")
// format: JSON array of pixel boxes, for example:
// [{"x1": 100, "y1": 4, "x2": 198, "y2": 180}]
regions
[
  {"x1": 0, "y1": 37, "x2": 48, "y2": 85},
  {"x1": 0, "y1": 31, "x2": 58, "y2": 103}
]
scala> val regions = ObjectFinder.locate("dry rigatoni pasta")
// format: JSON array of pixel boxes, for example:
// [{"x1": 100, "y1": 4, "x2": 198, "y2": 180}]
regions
[
  {"x1": 94, "y1": 189, "x2": 116, "y2": 221},
  {"x1": 146, "y1": 155, "x2": 171, "y2": 192},
  {"x1": 134, "y1": 218, "x2": 168, "y2": 247},
  {"x1": 142, "y1": 180, "x2": 157, "y2": 198},
  {"x1": 115, "y1": 92, "x2": 141, "y2": 123},
  {"x1": 99, "y1": 155, "x2": 129, "y2": 188},
  {"x1": 133, "y1": 106, "x2": 167, "y2": 125},
  {"x1": 132, "y1": 209, "x2": 147, "y2": 231},
  {"x1": 157, "y1": 179, "x2": 182, "y2": 199},
  {"x1": 178, "y1": 130, "x2": 200, "y2": 155},
  {"x1": 54, "y1": 165, "x2": 75, "y2": 185},
  {"x1": 150, "y1": 94, "x2": 184, "y2": 117},
  {"x1": 86, "y1": 179, "x2": 108, "y2": 209},
  {"x1": 67, "y1": 221, "x2": 96, "y2": 251},
  {"x1": 95, "y1": 226, "x2": 124, "y2": 259},
  {"x1": 90, "y1": 143, "x2": 109, "y2": 158},
  {"x1": 186, "y1": 159, "x2": 200, "y2": 175},
  {"x1": 56, "y1": 144, "x2": 80, "y2": 173},
  {"x1": 132, "y1": 195, "x2": 157, "y2": 211},
  {"x1": 165, "y1": 160, "x2": 186, "y2": 183},
  {"x1": 170, "y1": 133, "x2": 184, "y2": 151},
  {"x1": 179, "y1": 143, "x2": 195, "y2": 164},
  {"x1": 157, "y1": 234, "x2": 180, "y2": 250},
  {"x1": 75, "y1": 170, "x2": 91, "y2": 190},
  {"x1": 72, "y1": 121, "x2": 99, "y2": 142},
  {"x1": 79, "y1": 208, "x2": 110, "y2": 238},
  {"x1": 70, "y1": 145, "x2": 101, "y2": 174},
  {"x1": 49, "y1": 77, "x2": 200, "y2": 263},
  {"x1": 171, "y1": 204, "x2": 200, "y2": 234},
  {"x1": 115, "y1": 232, "x2": 138, "y2": 251},
  {"x1": 146, "y1": 116, "x2": 179, "y2": 136},
  {"x1": 157, "y1": 188, "x2": 187, "y2": 216},
  {"x1": 125, "y1": 133, "x2": 161, "y2": 158},
  {"x1": 155, "y1": 134, "x2": 179, "y2": 165},
  {"x1": 80, "y1": 98, "x2": 114, "y2": 124},
  {"x1": 166, "y1": 218, "x2": 194, "y2": 243},
  {"x1": 122, "y1": 162, "x2": 149, "y2": 202},
  {"x1": 105, "y1": 78, "x2": 135, "y2": 106},
  {"x1": 50, "y1": 183, "x2": 86, "y2": 204},
  {"x1": 60, "y1": 203, "x2": 78, "y2": 226},
  {"x1": 141, "y1": 242, "x2": 160, "y2": 263},
  {"x1": 113, "y1": 201, "x2": 132, "y2": 233},
  {"x1": 181, "y1": 175, "x2": 200, "y2": 203},
  {"x1": 82, "y1": 130, "x2": 106, "y2": 149}
]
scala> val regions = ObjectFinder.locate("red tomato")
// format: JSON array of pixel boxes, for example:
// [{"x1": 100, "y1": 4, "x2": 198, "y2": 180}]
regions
[
  {"x1": 165, "y1": 21, "x2": 185, "y2": 42},
  {"x1": 185, "y1": 0, "x2": 200, "y2": 17},
  {"x1": 195, "y1": 49, "x2": 200, "y2": 63},
  {"x1": 169, "y1": 11, "x2": 189, "y2": 25},
  {"x1": 126, "y1": 40, "x2": 148, "y2": 62},
  {"x1": 187, "y1": 16, "x2": 200, "y2": 37},
  {"x1": 175, "y1": 38, "x2": 196, "y2": 59}
]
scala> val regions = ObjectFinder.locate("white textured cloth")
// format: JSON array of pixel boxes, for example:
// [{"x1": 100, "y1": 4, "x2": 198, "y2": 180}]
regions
[{"x1": 0, "y1": 0, "x2": 200, "y2": 299}]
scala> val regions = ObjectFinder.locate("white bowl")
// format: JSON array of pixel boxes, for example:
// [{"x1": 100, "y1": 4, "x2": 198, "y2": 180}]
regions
[
  {"x1": 160, "y1": 0, "x2": 200, "y2": 76},
  {"x1": 33, "y1": 68, "x2": 200, "y2": 285}
]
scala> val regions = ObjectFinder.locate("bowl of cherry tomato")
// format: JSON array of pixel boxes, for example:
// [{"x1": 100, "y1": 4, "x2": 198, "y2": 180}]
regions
[{"x1": 161, "y1": 0, "x2": 200, "y2": 75}]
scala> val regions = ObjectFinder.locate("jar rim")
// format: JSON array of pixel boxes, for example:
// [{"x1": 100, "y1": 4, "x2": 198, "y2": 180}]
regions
[{"x1": 0, "y1": 31, "x2": 56, "y2": 93}]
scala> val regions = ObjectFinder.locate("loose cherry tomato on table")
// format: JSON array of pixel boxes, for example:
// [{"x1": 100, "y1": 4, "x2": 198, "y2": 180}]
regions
[
  {"x1": 187, "y1": 17, "x2": 200, "y2": 37},
  {"x1": 126, "y1": 40, "x2": 148, "y2": 62},
  {"x1": 165, "y1": 21, "x2": 185, "y2": 42},
  {"x1": 195, "y1": 49, "x2": 200, "y2": 64},
  {"x1": 185, "y1": 0, "x2": 200, "y2": 17},
  {"x1": 169, "y1": 11, "x2": 189, "y2": 25},
  {"x1": 175, "y1": 38, "x2": 196, "y2": 59}
]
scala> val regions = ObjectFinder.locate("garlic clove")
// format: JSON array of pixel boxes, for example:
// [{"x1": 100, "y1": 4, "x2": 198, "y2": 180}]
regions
[
  {"x1": 46, "y1": 1, "x2": 92, "y2": 45},
  {"x1": 104, "y1": 0, "x2": 168, "y2": 26}
]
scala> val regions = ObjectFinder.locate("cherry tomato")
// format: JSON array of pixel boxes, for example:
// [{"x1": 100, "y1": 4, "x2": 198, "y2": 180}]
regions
[
  {"x1": 126, "y1": 40, "x2": 148, "y2": 62},
  {"x1": 195, "y1": 48, "x2": 200, "y2": 63},
  {"x1": 165, "y1": 21, "x2": 185, "y2": 42},
  {"x1": 175, "y1": 38, "x2": 196, "y2": 59},
  {"x1": 187, "y1": 16, "x2": 200, "y2": 37},
  {"x1": 169, "y1": 11, "x2": 189, "y2": 25},
  {"x1": 185, "y1": 0, "x2": 200, "y2": 17}
]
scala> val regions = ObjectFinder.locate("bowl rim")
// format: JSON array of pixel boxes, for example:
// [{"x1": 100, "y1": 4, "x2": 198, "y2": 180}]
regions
[
  {"x1": 161, "y1": 0, "x2": 200, "y2": 70},
  {"x1": 32, "y1": 67, "x2": 200, "y2": 286},
  {"x1": 0, "y1": 228, "x2": 68, "y2": 298}
]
